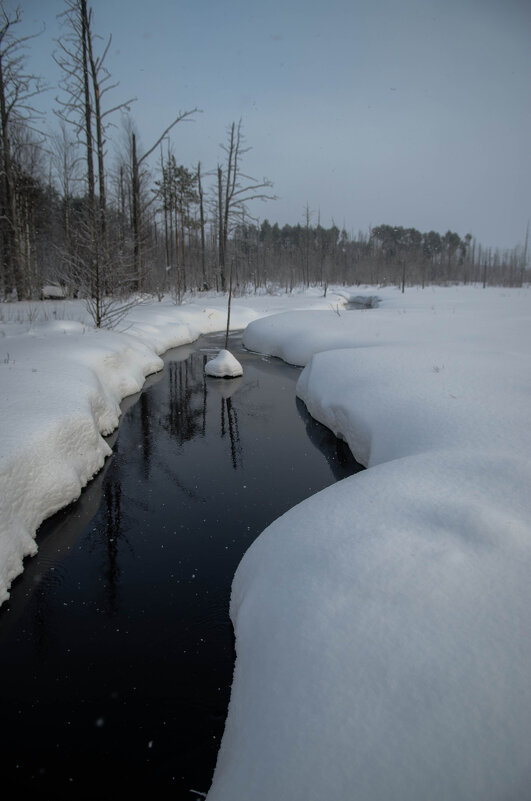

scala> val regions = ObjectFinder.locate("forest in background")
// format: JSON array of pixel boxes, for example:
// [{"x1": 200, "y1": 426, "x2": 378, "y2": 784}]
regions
[{"x1": 1, "y1": 1, "x2": 529, "y2": 326}]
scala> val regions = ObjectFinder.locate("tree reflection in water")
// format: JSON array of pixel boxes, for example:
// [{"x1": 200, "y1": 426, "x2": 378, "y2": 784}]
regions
[
  {"x1": 102, "y1": 478, "x2": 122, "y2": 615},
  {"x1": 217, "y1": 377, "x2": 243, "y2": 471},
  {"x1": 163, "y1": 356, "x2": 208, "y2": 445}
]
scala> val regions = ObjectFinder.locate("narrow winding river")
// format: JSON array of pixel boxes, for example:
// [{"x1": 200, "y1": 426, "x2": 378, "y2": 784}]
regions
[{"x1": 0, "y1": 332, "x2": 363, "y2": 796}]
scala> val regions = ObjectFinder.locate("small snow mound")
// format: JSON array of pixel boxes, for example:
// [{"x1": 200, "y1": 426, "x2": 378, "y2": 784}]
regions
[{"x1": 204, "y1": 349, "x2": 243, "y2": 378}]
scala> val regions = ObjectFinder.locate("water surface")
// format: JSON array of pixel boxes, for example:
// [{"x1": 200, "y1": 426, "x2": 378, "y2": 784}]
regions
[{"x1": 0, "y1": 332, "x2": 362, "y2": 796}]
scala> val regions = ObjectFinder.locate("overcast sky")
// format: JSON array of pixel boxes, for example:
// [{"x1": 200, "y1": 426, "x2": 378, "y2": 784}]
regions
[{"x1": 14, "y1": 0, "x2": 531, "y2": 251}]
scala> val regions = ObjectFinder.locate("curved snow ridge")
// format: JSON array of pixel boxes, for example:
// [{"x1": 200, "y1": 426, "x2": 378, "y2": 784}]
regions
[
  {"x1": 0, "y1": 326, "x2": 164, "y2": 604},
  {"x1": 209, "y1": 289, "x2": 531, "y2": 801},
  {"x1": 296, "y1": 343, "x2": 531, "y2": 468},
  {"x1": 0, "y1": 413, "x2": 112, "y2": 604},
  {"x1": 212, "y1": 450, "x2": 531, "y2": 801},
  {"x1": 243, "y1": 309, "x2": 387, "y2": 366},
  {"x1": 125, "y1": 303, "x2": 262, "y2": 351}
]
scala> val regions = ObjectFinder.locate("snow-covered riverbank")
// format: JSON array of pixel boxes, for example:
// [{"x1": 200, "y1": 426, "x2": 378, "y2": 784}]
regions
[
  {"x1": 208, "y1": 285, "x2": 531, "y2": 801},
  {"x1": 1, "y1": 285, "x2": 530, "y2": 800}
]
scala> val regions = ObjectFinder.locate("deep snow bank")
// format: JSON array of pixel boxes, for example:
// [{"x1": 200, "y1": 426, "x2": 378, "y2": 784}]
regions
[
  {"x1": 208, "y1": 286, "x2": 531, "y2": 801},
  {"x1": 0, "y1": 322, "x2": 164, "y2": 604}
]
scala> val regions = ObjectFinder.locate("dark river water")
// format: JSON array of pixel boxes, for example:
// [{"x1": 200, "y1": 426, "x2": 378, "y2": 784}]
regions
[{"x1": 0, "y1": 332, "x2": 363, "y2": 797}]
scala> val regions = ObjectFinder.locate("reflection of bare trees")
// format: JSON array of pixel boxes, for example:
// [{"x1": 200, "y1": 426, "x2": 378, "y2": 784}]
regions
[
  {"x1": 158, "y1": 350, "x2": 244, "y2": 473},
  {"x1": 139, "y1": 392, "x2": 152, "y2": 479},
  {"x1": 156, "y1": 459, "x2": 206, "y2": 502},
  {"x1": 162, "y1": 357, "x2": 207, "y2": 444},
  {"x1": 220, "y1": 396, "x2": 242, "y2": 470},
  {"x1": 102, "y1": 478, "x2": 122, "y2": 615},
  {"x1": 86, "y1": 441, "x2": 134, "y2": 616},
  {"x1": 202, "y1": 354, "x2": 208, "y2": 435}
]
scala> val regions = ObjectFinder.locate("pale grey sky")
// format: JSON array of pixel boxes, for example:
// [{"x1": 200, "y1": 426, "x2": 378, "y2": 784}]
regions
[{"x1": 14, "y1": 0, "x2": 531, "y2": 251}]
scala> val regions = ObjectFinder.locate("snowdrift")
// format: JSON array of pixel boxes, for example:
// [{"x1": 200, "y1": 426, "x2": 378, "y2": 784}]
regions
[{"x1": 208, "y1": 286, "x2": 531, "y2": 801}]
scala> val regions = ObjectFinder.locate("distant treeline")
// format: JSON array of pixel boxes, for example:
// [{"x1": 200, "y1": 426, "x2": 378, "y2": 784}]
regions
[
  {"x1": 0, "y1": 157, "x2": 527, "y2": 304},
  {"x1": 0, "y1": 132, "x2": 526, "y2": 303},
  {"x1": 227, "y1": 220, "x2": 527, "y2": 293},
  {"x1": 0, "y1": 2, "x2": 527, "y2": 320}
]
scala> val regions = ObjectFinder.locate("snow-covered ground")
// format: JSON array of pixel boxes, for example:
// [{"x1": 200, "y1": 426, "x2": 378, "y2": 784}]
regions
[
  {"x1": 1, "y1": 285, "x2": 531, "y2": 800},
  {"x1": 208, "y1": 285, "x2": 531, "y2": 801}
]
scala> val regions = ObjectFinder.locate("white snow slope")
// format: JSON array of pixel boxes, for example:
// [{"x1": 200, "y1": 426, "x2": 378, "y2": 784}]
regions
[
  {"x1": 207, "y1": 286, "x2": 531, "y2": 801},
  {"x1": 0, "y1": 289, "x2": 337, "y2": 604}
]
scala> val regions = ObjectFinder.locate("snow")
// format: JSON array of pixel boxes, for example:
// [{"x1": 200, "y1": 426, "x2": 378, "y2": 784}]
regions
[
  {"x1": 1, "y1": 284, "x2": 531, "y2": 800},
  {"x1": 207, "y1": 285, "x2": 531, "y2": 801},
  {"x1": 41, "y1": 284, "x2": 68, "y2": 299},
  {"x1": 205, "y1": 348, "x2": 244, "y2": 377}
]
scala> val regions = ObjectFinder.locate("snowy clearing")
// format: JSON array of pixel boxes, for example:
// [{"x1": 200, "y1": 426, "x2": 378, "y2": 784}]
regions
[{"x1": 207, "y1": 285, "x2": 531, "y2": 801}]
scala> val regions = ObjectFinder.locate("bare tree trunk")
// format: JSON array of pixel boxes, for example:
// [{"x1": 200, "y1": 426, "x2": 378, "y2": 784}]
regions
[
  {"x1": 119, "y1": 164, "x2": 126, "y2": 249},
  {"x1": 79, "y1": 0, "x2": 100, "y2": 317},
  {"x1": 0, "y1": 53, "x2": 22, "y2": 297},
  {"x1": 197, "y1": 160, "x2": 206, "y2": 288},
  {"x1": 174, "y1": 201, "x2": 180, "y2": 299},
  {"x1": 161, "y1": 149, "x2": 169, "y2": 268},
  {"x1": 216, "y1": 119, "x2": 274, "y2": 294},
  {"x1": 80, "y1": 1, "x2": 95, "y2": 222},
  {"x1": 225, "y1": 257, "x2": 234, "y2": 350},
  {"x1": 217, "y1": 165, "x2": 225, "y2": 290},
  {"x1": 83, "y1": 0, "x2": 106, "y2": 254},
  {"x1": 131, "y1": 131, "x2": 141, "y2": 289},
  {"x1": 179, "y1": 195, "x2": 186, "y2": 291}
]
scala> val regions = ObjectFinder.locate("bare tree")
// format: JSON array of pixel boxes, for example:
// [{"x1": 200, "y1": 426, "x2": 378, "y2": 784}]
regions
[
  {"x1": 197, "y1": 160, "x2": 207, "y2": 289},
  {"x1": 129, "y1": 109, "x2": 198, "y2": 290},
  {"x1": 54, "y1": 0, "x2": 136, "y2": 325},
  {"x1": 216, "y1": 119, "x2": 275, "y2": 291},
  {"x1": 50, "y1": 121, "x2": 82, "y2": 281},
  {"x1": 0, "y1": 3, "x2": 44, "y2": 299}
]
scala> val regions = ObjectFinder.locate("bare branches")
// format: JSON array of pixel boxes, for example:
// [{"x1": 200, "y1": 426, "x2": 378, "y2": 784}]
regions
[
  {"x1": 0, "y1": 5, "x2": 45, "y2": 127},
  {"x1": 0, "y1": 2, "x2": 46, "y2": 298},
  {"x1": 137, "y1": 108, "x2": 200, "y2": 166},
  {"x1": 54, "y1": 0, "x2": 136, "y2": 143},
  {"x1": 129, "y1": 108, "x2": 200, "y2": 290},
  {"x1": 216, "y1": 119, "x2": 275, "y2": 290}
]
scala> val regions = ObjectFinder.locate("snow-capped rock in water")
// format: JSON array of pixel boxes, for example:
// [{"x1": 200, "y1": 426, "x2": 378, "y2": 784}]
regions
[{"x1": 205, "y1": 348, "x2": 243, "y2": 378}]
